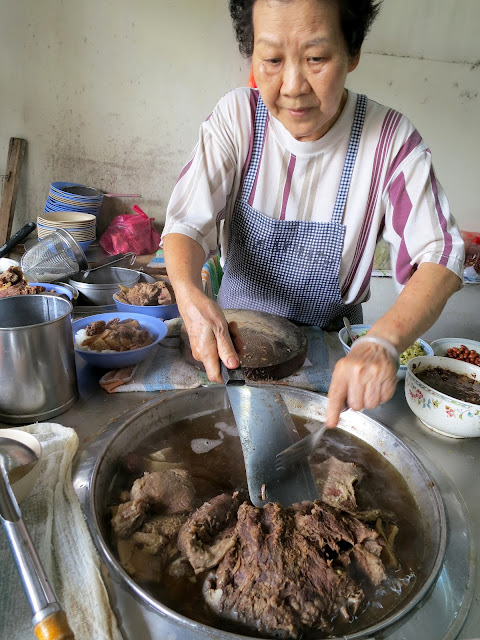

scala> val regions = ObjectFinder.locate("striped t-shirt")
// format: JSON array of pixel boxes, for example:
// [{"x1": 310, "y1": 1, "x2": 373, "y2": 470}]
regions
[{"x1": 163, "y1": 88, "x2": 464, "y2": 305}]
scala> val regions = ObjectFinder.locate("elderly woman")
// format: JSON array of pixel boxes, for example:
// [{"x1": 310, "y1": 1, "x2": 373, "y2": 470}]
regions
[{"x1": 162, "y1": 0, "x2": 464, "y2": 427}]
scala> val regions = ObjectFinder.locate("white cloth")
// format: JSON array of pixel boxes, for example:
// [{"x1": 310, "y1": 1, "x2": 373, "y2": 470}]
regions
[
  {"x1": 163, "y1": 87, "x2": 464, "y2": 304},
  {"x1": 0, "y1": 423, "x2": 122, "y2": 640}
]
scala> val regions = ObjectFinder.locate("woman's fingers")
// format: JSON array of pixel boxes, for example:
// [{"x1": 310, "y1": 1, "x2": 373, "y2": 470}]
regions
[
  {"x1": 178, "y1": 294, "x2": 239, "y2": 383},
  {"x1": 326, "y1": 342, "x2": 397, "y2": 427}
]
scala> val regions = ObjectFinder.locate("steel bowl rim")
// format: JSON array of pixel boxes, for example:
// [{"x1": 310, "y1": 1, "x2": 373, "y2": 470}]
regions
[{"x1": 0, "y1": 294, "x2": 73, "y2": 331}]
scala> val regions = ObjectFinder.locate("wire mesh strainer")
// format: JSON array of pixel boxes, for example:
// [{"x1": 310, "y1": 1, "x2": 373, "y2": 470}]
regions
[{"x1": 20, "y1": 229, "x2": 88, "y2": 282}]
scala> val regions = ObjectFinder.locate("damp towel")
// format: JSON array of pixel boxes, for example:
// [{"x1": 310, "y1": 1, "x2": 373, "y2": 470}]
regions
[
  {"x1": 0, "y1": 423, "x2": 122, "y2": 640},
  {"x1": 99, "y1": 318, "x2": 345, "y2": 394}
]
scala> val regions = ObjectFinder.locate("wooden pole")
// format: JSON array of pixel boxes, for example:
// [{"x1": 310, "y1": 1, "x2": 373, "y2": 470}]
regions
[{"x1": 0, "y1": 137, "x2": 27, "y2": 245}]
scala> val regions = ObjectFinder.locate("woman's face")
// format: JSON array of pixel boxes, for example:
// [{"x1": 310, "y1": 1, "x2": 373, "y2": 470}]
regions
[{"x1": 252, "y1": 0, "x2": 359, "y2": 141}]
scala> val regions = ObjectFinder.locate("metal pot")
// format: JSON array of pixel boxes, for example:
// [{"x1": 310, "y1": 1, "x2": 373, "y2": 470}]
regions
[
  {"x1": 0, "y1": 295, "x2": 78, "y2": 424},
  {"x1": 68, "y1": 266, "x2": 140, "y2": 306},
  {"x1": 74, "y1": 387, "x2": 447, "y2": 640}
]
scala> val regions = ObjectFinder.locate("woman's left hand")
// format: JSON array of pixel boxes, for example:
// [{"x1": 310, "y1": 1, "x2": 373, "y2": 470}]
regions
[{"x1": 325, "y1": 341, "x2": 398, "y2": 427}]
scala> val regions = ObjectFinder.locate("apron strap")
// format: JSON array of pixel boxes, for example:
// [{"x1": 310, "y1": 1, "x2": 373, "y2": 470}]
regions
[
  {"x1": 331, "y1": 93, "x2": 368, "y2": 224},
  {"x1": 240, "y1": 96, "x2": 269, "y2": 203}
]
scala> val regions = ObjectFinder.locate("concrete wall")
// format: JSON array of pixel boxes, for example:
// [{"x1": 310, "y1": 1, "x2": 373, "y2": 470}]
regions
[{"x1": 1, "y1": 0, "x2": 479, "y2": 237}]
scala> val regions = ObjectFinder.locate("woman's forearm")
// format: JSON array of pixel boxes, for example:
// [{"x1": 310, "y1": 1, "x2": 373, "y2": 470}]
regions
[
  {"x1": 367, "y1": 262, "x2": 462, "y2": 352},
  {"x1": 162, "y1": 233, "x2": 206, "y2": 297}
]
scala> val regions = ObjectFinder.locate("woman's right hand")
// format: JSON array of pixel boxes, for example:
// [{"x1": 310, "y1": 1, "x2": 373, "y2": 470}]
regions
[{"x1": 177, "y1": 288, "x2": 240, "y2": 383}]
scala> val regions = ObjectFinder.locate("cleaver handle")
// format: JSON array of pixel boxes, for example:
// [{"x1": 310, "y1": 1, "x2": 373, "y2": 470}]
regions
[{"x1": 220, "y1": 361, "x2": 245, "y2": 386}]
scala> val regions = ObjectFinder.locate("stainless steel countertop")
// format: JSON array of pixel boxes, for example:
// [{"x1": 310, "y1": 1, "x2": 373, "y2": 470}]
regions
[{"x1": 2, "y1": 355, "x2": 479, "y2": 638}]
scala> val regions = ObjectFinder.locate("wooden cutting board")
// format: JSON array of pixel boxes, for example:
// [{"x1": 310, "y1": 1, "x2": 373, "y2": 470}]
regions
[{"x1": 180, "y1": 308, "x2": 307, "y2": 380}]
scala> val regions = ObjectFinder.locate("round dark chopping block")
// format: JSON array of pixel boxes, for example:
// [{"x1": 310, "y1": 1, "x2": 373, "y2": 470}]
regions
[{"x1": 179, "y1": 309, "x2": 307, "y2": 380}]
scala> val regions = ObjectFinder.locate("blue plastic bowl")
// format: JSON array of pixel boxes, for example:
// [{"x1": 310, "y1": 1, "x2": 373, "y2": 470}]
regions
[
  {"x1": 338, "y1": 324, "x2": 434, "y2": 380},
  {"x1": 72, "y1": 312, "x2": 168, "y2": 368},
  {"x1": 29, "y1": 282, "x2": 74, "y2": 301},
  {"x1": 113, "y1": 292, "x2": 179, "y2": 320}
]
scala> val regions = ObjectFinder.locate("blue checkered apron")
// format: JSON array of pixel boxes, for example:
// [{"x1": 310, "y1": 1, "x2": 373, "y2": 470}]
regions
[{"x1": 217, "y1": 94, "x2": 367, "y2": 328}]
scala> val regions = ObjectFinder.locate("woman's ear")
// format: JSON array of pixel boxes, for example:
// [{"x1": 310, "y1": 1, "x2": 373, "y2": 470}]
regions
[{"x1": 348, "y1": 50, "x2": 361, "y2": 72}]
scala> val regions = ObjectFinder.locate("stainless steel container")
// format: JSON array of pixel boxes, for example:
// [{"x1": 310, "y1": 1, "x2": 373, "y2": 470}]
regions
[
  {"x1": 0, "y1": 295, "x2": 78, "y2": 424},
  {"x1": 74, "y1": 387, "x2": 447, "y2": 640},
  {"x1": 68, "y1": 267, "x2": 140, "y2": 306}
]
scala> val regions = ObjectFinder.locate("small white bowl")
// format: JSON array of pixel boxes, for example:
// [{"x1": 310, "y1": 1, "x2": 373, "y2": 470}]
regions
[
  {"x1": 430, "y1": 337, "x2": 480, "y2": 359},
  {"x1": 405, "y1": 356, "x2": 480, "y2": 438},
  {"x1": 338, "y1": 324, "x2": 434, "y2": 379},
  {"x1": 0, "y1": 429, "x2": 42, "y2": 503},
  {"x1": 0, "y1": 257, "x2": 20, "y2": 271}
]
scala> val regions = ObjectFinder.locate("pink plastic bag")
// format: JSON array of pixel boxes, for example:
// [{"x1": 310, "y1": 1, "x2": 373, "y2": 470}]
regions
[{"x1": 100, "y1": 205, "x2": 161, "y2": 256}]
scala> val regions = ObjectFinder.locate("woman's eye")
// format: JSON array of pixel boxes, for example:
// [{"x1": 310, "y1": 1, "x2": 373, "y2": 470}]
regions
[
  {"x1": 309, "y1": 57, "x2": 324, "y2": 63},
  {"x1": 266, "y1": 58, "x2": 281, "y2": 64}
]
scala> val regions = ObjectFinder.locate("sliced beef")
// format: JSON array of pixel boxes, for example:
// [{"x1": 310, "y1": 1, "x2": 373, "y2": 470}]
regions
[
  {"x1": 178, "y1": 493, "x2": 239, "y2": 574},
  {"x1": 196, "y1": 499, "x2": 385, "y2": 639},
  {"x1": 130, "y1": 469, "x2": 195, "y2": 515},
  {"x1": 312, "y1": 456, "x2": 363, "y2": 511},
  {"x1": 116, "y1": 281, "x2": 174, "y2": 306}
]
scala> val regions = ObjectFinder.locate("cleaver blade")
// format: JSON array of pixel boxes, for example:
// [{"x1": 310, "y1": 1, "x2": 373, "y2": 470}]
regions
[{"x1": 221, "y1": 364, "x2": 319, "y2": 507}]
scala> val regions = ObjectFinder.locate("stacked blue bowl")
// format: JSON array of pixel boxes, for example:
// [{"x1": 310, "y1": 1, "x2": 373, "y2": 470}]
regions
[{"x1": 44, "y1": 182, "x2": 103, "y2": 250}]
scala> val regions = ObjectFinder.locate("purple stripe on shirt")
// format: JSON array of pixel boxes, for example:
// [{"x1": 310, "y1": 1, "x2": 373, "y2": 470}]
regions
[
  {"x1": 429, "y1": 163, "x2": 453, "y2": 265},
  {"x1": 384, "y1": 128, "x2": 422, "y2": 187},
  {"x1": 389, "y1": 172, "x2": 414, "y2": 284},
  {"x1": 280, "y1": 155, "x2": 296, "y2": 220},
  {"x1": 341, "y1": 109, "x2": 401, "y2": 296},
  {"x1": 176, "y1": 157, "x2": 194, "y2": 183}
]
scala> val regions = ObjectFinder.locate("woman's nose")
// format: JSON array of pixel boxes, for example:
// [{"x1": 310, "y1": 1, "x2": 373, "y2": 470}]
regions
[{"x1": 281, "y1": 63, "x2": 310, "y2": 96}]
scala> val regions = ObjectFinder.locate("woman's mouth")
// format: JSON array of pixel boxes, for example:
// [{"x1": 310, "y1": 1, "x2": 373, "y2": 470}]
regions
[{"x1": 287, "y1": 107, "x2": 311, "y2": 118}]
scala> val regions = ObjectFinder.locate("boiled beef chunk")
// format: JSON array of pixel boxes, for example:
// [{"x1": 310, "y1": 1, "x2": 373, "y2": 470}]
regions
[
  {"x1": 312, "y1": 456, "x2": 363, "y2": 511},
  {"x1": 201, "y1": 501, "x2": 372, "y2": 639},
  {"x1": 111, "y1": 499, "x2": 147, "y2": 538},
  {"x1": 195, "y1": 499, "x2": 387, "y2": 639},
  {"x1": 130, "y1": 469, "x2": 195, "y2": 514},
  {"x1": 178, "y1": 493, "x2": 239, "y2": 574}
]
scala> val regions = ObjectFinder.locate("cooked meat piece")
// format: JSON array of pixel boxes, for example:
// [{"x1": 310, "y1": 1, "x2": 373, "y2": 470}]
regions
[
  {"x1": 111, "y1": 499, "x2": 147, "y2": 538},
  {"x1": 201, "y1": 500, "x2": 373, "y2": 639},
  {"x1": 0, "y1": 266, "x2": 24, "y2": 285},
  {"x1": 85, "y1": 320, "x2": 106, "y2": 336},
  {"x1": 178, "y1": 493, "x2": 239, "y2": 574},
  {"x1": 194, "y1": 499, "x2": 386, "y2": 639},
  {"x1": 116, "y1": 514, "x2": 187, "y2": 583},
  {"x1": 130, "y1": 469, "x2": 195, "y2": 515},
  {"x1": 80, "y1": 318, "x2": 154, "y2": 352},
  {"x1": 0, "y1": 267, "x2": 48, "y2": 298},
  {"x1": 116, "y1": 281, "x2": 174, "y2": 306},
  {"x1": 312, "y1": 456, "x2": 363, "y2": 512}
]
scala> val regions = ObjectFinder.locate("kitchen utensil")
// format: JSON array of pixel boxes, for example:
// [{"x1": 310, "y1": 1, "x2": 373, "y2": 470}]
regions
[
  {"x1": 0, "y1": 429, "x2": 42, "y2": 504},
  {"x1": 0, "y1": 222, "x2": 36, "y2": 259},
  {"x1": 0, "y1": 295, "x2": 78, "y2": 424},
  {"x1": 343, "y1": 315, "x2": 355, "y2": 345},
  {"x1": 0, "y1": 437, "x2": 75, "y2": 639},
  {"x1": 68, "y1": 266, "x2": 141, "y2": 306},
  {"x1": 20, "y1": 229, "x2": 88, "y2": 282},
  {"x1": 80, "y1": 252, "x2": 136, "y2": 279},
  {"x1": 221, "y1": 362, "x2": 319, "y2": 507},
  {"x1": 275, "y1": 407, "x2": 349, "y2": 470},
  {"x1": 180, "y1": 308, "x2": 307, "y2": 379}
]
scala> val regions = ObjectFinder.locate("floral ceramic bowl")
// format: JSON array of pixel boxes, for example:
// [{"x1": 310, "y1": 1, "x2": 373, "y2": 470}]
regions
[{"x1": 405, "y1": 356, "x2": 480, "y2": 438}]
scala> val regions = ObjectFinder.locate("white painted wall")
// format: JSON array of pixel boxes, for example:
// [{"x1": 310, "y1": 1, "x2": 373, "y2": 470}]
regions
[{"x1": 1, "y1": 0, "x2": 479, "y2": 237}]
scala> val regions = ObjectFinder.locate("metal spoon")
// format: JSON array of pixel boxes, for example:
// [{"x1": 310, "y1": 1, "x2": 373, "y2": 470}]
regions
[
  {"x1": 0, "y1": 437, "x2": 75, "y2": 639},
  {"x1": 343, "y1": 316, "x2": 355, "y2": 346}
]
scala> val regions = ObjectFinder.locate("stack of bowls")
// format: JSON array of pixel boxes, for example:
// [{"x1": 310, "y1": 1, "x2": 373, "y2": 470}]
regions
[
  {"x1": 37, "y1": 212, "x2": 96, "y2": 251},
  {"x1": 45, "y1": 182, "x2": 103, "y2": 217}
]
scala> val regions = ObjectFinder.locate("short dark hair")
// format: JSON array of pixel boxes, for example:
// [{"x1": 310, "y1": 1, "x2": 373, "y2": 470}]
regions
[{"x1": 229, "y1": 0, "x2": 382, "y2": 59}]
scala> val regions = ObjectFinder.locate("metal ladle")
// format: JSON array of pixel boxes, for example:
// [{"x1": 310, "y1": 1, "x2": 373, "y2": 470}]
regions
[
  {"x1": 343, "y1": 316, "x2": 355, "y2": 346},
  {"x1": 0, "y1": 437, "x2": 75, "y2": 639},
  {"x1": 80, "y1": 251, "x2": 137, "y2": 279}
]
